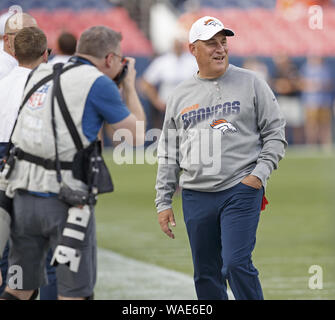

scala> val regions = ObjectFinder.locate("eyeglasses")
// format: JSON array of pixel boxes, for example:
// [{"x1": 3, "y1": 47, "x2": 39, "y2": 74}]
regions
[
  {"x1": 41, "y1": 48, "x2": 52, "y2": 57},
  {"x1": 105, "y1": 51, "x2": 124, "y2": 62}
]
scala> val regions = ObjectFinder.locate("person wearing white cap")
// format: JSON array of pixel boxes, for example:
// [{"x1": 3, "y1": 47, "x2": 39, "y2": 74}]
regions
[
  {"x1": 0, "y1": 12, "x2": 37, "y2": 80},
  {"x1": 155, "y1": 16, "x2": 286, "y2": 300},
  {"x1": 0, "y1": 11, "x2": 14, "y2": 51}
]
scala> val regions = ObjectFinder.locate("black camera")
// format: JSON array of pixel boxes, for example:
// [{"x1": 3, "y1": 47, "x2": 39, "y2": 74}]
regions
[
  {"x1": 113, "y1": 59, "x2": 128, "y2": 86},
  {"x1": 58, "y1": 184, "x2": 96, "y2": 207}
]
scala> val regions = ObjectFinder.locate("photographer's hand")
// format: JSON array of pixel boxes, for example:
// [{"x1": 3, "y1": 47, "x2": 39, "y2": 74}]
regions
[
  {"x1": 119, "y1": 57, "x2": 146, "y2": 131},
  {"x1": 120, "y1": 57, "x2": 136, "y2": 91},
  {"x1": 108, "y1": 56, "x2": 146, "y2": 146}
]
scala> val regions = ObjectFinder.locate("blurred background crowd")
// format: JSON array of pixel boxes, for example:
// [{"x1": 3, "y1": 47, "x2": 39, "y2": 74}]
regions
[{"x1": 1, "y1": 0, "x2": 334, "y2": 149}]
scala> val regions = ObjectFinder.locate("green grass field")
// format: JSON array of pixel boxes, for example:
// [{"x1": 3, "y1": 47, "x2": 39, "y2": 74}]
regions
[{"x1": 96, "y1": 148, "x2": 335, "y2": 300}]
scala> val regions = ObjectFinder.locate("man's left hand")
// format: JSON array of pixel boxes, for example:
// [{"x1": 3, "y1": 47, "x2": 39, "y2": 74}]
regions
[
  {"x1": 241, "y1": 175, "x2": 262, "y2": 189},
  {"x1": 121, "y1": 57, "x2": 136, "y2": 90}
]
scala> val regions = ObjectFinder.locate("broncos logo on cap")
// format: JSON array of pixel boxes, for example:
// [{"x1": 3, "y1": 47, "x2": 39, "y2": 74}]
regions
[
  {"x1": 210, "y1": 119, "x2": 237, "y2": 134},
  {"x1": 204, "y1": 18, "x2": 222, "y2": 27}
]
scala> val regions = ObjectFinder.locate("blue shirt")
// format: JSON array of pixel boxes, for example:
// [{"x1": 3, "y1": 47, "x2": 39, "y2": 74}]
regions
[{"x1": 79, "y1": 57, "x2": 130, "y2": 141}]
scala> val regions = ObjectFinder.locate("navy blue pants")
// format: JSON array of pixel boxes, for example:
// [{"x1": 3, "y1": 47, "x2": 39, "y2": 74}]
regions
[
  {"x1": 0, "y1": 244, "x2": 57, "y2": 299},
  {"x1": 182, "y1": 182, "x2": 264, "y2": 300}
]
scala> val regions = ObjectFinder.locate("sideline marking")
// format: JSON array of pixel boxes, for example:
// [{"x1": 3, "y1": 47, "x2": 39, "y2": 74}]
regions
[{"x1": 96, "y1": 248, "x2": 235, "y2": 300}]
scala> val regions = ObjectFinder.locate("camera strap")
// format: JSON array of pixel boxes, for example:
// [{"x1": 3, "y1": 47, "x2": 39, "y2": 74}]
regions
[
  {"x1": 51, "y1": 63, "x2": 65, "y2": 183},
  {"x1": 50, "y1": 63, "x2": 101, "y2": 202},
  {"x1": 50, "y1": 62, "x2": 86, "y2": 184},
  {"x1": 50, "y1": 62, "x2": 85, "y2": 187},
  {"x1": 51, "y1": 62, "x2": 86, "y2": 184},
  {"x1": 53, "y1": 64, "x2": 84, "y2": 152}
]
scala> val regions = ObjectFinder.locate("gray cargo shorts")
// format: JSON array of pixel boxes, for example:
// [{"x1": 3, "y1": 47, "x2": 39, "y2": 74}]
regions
[{"x1": 7, "y1": 190, "x2": 97, "y2": 298}]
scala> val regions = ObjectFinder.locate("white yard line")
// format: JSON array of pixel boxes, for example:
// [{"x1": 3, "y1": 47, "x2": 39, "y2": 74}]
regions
[
  {"x1": 257, "y1": 256, "x2": 335, "y2": 264},
  {"x1": 284, "y1": 146, "x2": 335, "y2": 158},
  {"x1": 95, "y1": 248, "x2": 235, "y2": 300}
]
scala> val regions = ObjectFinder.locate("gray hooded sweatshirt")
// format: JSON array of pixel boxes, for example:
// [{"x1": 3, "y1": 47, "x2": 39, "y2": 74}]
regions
[{"x1": 155, "y1": 64, "x2": 287, "y2": 213}]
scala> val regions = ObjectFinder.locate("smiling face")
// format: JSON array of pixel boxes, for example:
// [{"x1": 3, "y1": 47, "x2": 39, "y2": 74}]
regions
[{"x1": 189, "y1": 31, "x2": 229, "y2": 79}]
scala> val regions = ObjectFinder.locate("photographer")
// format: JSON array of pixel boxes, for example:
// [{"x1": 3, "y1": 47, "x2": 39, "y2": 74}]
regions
[{"x1": 1, "y1": 25, "x2": 145, "y2": 300}]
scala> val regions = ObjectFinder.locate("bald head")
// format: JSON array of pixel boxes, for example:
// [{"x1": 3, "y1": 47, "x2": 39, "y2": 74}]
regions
[
  {"x1": 3, "y1": 12, "x2": 38, "y2": 56},
  {"x1": 4, "y1": 12, "x2": 37, "y2": 34}
]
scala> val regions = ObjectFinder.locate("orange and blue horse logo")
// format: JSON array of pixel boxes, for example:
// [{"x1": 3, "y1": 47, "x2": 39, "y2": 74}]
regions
[
  {"x1": 204, "y1": 18, "x2": 222, "y2": 27},
  {"x1": 210, "y1": 119, "x2": 237, "y2": 134}
]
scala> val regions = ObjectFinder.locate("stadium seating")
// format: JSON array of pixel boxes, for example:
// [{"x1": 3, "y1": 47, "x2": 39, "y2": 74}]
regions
[
  {"x1": 0, "y1": 0, "x2": 113, "y2": 11},
  {"x1": 199, "y1": 0, "x2": 277, "y2": 9},
  {"x1": 0, "y1": 5, "x2": 153, "y2": 56},
  {"x1": 178, "y1": 7, "x2": 335, "y2": 56},
  {"x1": 1, "y1": 0, "x2": 334, "y2": 57}
]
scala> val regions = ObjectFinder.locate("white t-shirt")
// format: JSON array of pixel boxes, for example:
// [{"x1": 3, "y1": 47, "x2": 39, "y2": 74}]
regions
[
  {"x1": 0, "y1": 49, "x2": 18, "y2": 80},
  {"x1": 0, "y1": 66, "x2": 31, "y2": 142},
  {"x1": 143, "y1": 52, "x2": 198, "y2": 103}
]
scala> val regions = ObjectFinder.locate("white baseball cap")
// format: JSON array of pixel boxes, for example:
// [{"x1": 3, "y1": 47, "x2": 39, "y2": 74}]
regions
[{"x1": 189, "y1": 16, "x2": 234, "y2": 44}]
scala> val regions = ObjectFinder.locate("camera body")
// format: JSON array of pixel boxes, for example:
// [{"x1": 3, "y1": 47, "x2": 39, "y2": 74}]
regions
[
  {"x1": 58, "y1": 184, "x2": 96, "y2": 206},
  {"x1": 113, "y1": 59, "x2": 128, "y2": 86}
]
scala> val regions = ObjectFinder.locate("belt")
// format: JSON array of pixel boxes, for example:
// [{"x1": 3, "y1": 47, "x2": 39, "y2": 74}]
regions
[{"x1": 15, "y1": 148, "x2": 73, "y2": 170}]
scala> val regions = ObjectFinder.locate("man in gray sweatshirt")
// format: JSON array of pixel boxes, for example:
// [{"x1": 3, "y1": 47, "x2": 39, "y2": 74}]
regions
[{"x1": 155, "y1": 16, "x2": 287, "y2": 300}]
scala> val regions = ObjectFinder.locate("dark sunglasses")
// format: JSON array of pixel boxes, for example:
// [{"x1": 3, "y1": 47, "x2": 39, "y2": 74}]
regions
[
  {"x1": 40, "y1": 48, "x2": 52, "y2": 57},
  {"x1": 41, "y1": 48, "x2": 52, "y2": 59}
]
